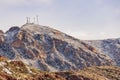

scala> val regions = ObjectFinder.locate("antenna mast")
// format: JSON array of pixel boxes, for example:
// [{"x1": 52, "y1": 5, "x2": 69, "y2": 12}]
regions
[
  {"x1": 28, "y1": 17, "x2": 31, "y2": 23},
  {"x1": 26, "y1": 17, "x2": 29, "y2": 23},
  {"x1": 36, "y1": 15, "x2": 39, "y2": 24}
]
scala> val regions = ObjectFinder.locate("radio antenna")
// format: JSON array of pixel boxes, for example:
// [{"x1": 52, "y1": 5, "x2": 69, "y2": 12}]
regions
[
  {"x1": 26, "y1": 17, "x2": 29, "y2": 23},
  {"x1": 28, "y1": 17, "x2": 30, "y2": 23},
  {"x1": 36, "y1": 15, "x2": 39, "y2": 24}
]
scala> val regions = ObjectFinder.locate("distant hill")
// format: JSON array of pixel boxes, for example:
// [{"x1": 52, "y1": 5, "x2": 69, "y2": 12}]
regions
[{"x1": 85, "y1": 38, "x2": 120, "y2": 66}]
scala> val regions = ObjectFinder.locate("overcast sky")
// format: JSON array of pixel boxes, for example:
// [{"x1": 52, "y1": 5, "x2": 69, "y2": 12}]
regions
[{"x1": 0, "y1": 0, "x2": 120, "y2": 40}]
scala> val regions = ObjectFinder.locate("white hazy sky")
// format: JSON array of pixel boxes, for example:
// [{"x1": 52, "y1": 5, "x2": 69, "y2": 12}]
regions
[{"x1": 0, "y1": 0, "x2": 120, "y2": 40}]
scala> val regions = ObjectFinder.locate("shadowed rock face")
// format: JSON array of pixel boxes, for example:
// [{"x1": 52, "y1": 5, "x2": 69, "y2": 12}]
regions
[
  {"x1": 0, "y1": 23, "x2": 115, "y2": 71},
  {"x1": 0, "y1": 30, "x2": 4, "y2": 44}
]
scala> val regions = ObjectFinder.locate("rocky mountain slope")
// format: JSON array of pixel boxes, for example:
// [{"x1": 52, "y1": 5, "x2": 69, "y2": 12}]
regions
[
  {"x1": 0, "y1": 23, "x2": 115, "y2": 71},
  {"x1": 85, "y1": 38, "x2": 120, "y2": 66},
  {"x1": 0, "y1": 56, "x2": 119, "y2": 80}
]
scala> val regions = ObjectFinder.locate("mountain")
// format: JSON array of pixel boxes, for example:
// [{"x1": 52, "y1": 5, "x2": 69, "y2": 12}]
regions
[
  {"x1": 0, "y1": 23, "x2": 115, "y2": 71},
  {"x1": 85, "y1": 38, "x2": 120, "y2": 66}
]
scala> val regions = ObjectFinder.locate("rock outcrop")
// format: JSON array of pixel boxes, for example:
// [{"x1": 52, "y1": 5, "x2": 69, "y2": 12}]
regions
[{"x1": 0, "y1": 30, "x2": 4, "y2": 44}]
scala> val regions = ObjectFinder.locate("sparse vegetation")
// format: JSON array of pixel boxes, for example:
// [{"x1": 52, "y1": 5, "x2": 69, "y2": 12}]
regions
[{"x1": 0, "y1": 60, "x2": 120, "y2": 80}]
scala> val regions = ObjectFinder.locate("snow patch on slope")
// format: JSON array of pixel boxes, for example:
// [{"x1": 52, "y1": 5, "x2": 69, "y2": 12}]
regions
[{"x1": 3, "y1": 68, "x2": 12, "y2": 74}]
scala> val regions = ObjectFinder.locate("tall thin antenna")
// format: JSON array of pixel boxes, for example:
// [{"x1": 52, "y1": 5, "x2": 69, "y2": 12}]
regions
[
  {"x1": 36, "y1": 15, "x2": 39, "y2": 24},
  {"x1": 26, "y1": 17, "x2": 29, "y2": 23}
]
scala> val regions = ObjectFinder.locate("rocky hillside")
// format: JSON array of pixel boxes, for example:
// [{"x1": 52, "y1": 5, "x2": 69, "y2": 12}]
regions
[
  {"x1": 0, "y1": 23, "x2": 115, "y2": 71},
  {"x1": 0, "y1": 56, "x2": 119, "y2": 80},
  {"x1": 85, "y1": 38, "x2": 120, "y2": 66}
]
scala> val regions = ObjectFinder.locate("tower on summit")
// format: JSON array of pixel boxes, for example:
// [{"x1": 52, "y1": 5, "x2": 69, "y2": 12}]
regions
[
  {"x1": 36, "y1": 15, "x2": 39, "y2": 24},
  {"x1": 26, "y1": 17, "x2": 29, "y2": 23},
  {"x1": 26, "y1": 17, "x2": 31, "y2": 23},
  {"x1": 26, "y1": 15, "x2": 39, "y2": 24}
]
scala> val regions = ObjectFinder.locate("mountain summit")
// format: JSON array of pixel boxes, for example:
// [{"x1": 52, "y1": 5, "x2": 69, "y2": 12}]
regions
[{"x1": 0, "y1": 23, "x2": 115, "y2": 71}]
